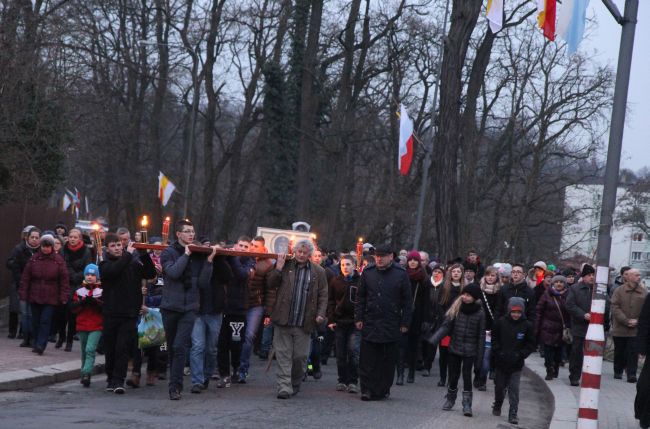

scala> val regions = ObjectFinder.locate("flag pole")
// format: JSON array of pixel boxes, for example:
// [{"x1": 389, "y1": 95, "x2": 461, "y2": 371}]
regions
[
  {"x1": 578, "y1": 1, "x2": 638, "y2": 428},
  {"x1": 412, "y1": 0, "x2": 451, "y2": 250}
]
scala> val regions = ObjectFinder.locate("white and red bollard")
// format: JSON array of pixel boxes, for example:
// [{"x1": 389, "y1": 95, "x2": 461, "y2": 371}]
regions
[{"x1": 577, "y1": 266, "x2": 609, "y2": 429}]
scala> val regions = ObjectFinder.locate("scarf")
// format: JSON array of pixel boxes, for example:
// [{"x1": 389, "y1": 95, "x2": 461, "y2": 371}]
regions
[
  {"x1": 482, "y1": 281, "x2": 498, "y2": 294},
  {"x1": 430, "y1": 275, "x2": 443, "y2": 288},
  {"x1": 407, "y1": 266, "x2": 425, "y2": 282},
  {"x1": 460, "y1": 301, "x2": 481, "y2": 315},
  {"x1": 67, "y1": 240, "x2": 85, "y2": 252}
]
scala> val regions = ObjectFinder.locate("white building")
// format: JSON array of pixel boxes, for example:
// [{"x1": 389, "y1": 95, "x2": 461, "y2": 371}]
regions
[{"x1": 560, "y1": 184, "x2": 650, "y2": 283}]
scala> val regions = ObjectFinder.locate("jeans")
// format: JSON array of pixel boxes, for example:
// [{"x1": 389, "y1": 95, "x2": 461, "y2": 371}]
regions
[
  {"x1": 335, "y1": 324, "x2": 360, "y2": 384},
  {"x1": 260, "y1": 324, "x2": 274, "y2": 356},
  {"x1": 478, "y1": 344, "x2": 492, "y2": 379},
  {"x1": 494, "y1": 368, "x2": 521, "y2": 414},
  {"x1": 103, "y1": 316, "x2": 137, "y2": 386},
  {"x1": 161, "y1": 309, "x2": 196, "y2": 392},
  {"x1": 190, "y1": 313, "x2": 223, "y2": 385},
  {"x1": 30, "y1": 303, "x2": 54, "y2": 351},
  {"x1": 239, "y1": 306, "x2": 264, "y2": 373},
  {"x1": 20, "y1": 300, "x2": 32, "y2": 338},
  {"x1": 78, "y1": 331, "x2": 102, "y2": 375},
  {"x1": 613, "y1": 336, "x2": 638, "y2": 378},
  {"x1": 447, "y1": 353, "x2": 474, "y2": 392}
]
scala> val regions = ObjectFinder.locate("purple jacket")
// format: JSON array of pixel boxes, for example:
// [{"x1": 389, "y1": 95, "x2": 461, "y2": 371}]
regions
[
  {"x1": 535, "y1": 288, "x2": 570, "y2": 346},
  {"x1": 19, "y1": 251, "x2": 70, "y2": 306}
]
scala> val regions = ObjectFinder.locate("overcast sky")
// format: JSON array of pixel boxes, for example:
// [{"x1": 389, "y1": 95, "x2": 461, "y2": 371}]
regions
[{"x1": 583, "y1": 1, "x2": 649, "y2": 172}]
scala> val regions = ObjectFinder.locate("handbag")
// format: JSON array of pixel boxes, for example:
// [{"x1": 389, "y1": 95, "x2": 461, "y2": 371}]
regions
[
  {"x1": 553, "y1": 297, "x2": 573, "y2": 344},
  {"x1": 138, "y1": 308, "x2": 166, "y2": 349}
]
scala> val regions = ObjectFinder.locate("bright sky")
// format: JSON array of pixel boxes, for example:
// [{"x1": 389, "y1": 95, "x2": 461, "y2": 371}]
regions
[{"x1": 583, "y1": 0, "x2": 649, "y2": 172}]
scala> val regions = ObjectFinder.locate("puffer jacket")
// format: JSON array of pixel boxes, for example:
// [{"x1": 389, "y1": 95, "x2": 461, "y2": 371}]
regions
[
  {"x1": 428, "y1": 302, "x2": 485, "y2": 361},
  {"x1": 19, "y1": 250, "x2": 70, "y2": 306},
  {"x1": 492, "y1": 311, "x2": 536, "y2": 372},
  {"x1": 535, "y1": 288, "x2": 570, "y2": 346},
  {"x1": 355, "y1": 263, "x2": 412, "y2": 343},
  {"x1": 497, "y1": 281, "x2": 536, "y2": 321},
  {"x1": 327, "y1": 272, "x2": 360, "y2": 325},
  {"x1": 247, "y1": 257, "x2": 275, "y2": 309},
  {"x1": 100, "y1": 250, "x2": 156, "y2": 318},
  {"x1": 63, "y1": 243, "x2": 92, "y2": 291}
]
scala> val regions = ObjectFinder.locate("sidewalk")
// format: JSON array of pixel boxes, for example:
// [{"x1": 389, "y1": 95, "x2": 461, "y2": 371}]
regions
[
  {"x1": 527, "y1": 350, "x2": 638, "y2": 429},
  {"x1": 0, "y1": 332, "x2": 104, "y2": 391}
]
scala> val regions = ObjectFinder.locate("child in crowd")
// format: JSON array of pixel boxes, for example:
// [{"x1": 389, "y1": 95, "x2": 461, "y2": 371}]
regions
[
  {"x1": 492, "y1": 297, "x2": 536, "y2": 425},
  {"x1": 71, "y1": 264, "x2": 103, "y2": 387}
]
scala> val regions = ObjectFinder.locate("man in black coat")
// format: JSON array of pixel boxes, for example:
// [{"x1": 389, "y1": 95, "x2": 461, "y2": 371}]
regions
[
  {"x1": 566, "y1": 264, "x2": 595, "y2": 386},
  {"x1": 496, "y1": 263, "x2": 536, "y2": 322},
  {"x1": 355, "y1": 244, "x2": 412, "y2": 401}
]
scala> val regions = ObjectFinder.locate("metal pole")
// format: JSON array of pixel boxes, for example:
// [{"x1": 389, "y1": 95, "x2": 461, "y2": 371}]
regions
[
  {"x1": 413, "y1": 0, "x2": 451, "y2": 249},
  {"x1": 578, "y1": 1, "x2": 638, "y2": 428}
]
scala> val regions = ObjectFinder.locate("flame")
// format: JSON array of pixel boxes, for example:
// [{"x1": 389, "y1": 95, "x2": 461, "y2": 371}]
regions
[
  {"x1": 141, "y1": 215, "x2": 149, "y2": 227},
  {"x1": 164, "y1": 216, "x2": 171, "y2": 222},
  {"x1": 92, "y1": 223, "x2": 100, "y2": 231},
  {"x1": 311, "y1": 233, "x2": 317, "y2": 240},
  {"x1": 290, "y1": 235, "x2": 295, "y2": 241},
  {"x1": 358, "y1": 237, "x2": 363, "y2": 242}
]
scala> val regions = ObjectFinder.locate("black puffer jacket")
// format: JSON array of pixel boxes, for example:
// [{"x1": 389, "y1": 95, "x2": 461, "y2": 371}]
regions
[
  {"x1": 492, "y1": 309, "x2": 536, "y2": 372},
  {"x1": 355, "y1": 263, "x2": 412, "y2": 343},
  {"x1": 429, "y1": 302, "x2": 485, "y2": 362},
  {"x1": 63, "y1": 244, "x2": 92, "y2": 291},
  {"x1": 327, "y1": 272, "x2": 360, "y2": 325},
  {"x1": 496, "y1": 281, "x2": 536, "y2": 321},
  {"x1": 100, "y1": 250, "x2": 156, "y2": 318},
  {"x1": 480, "y1": 289, "x2": 500, "y2": 331}
]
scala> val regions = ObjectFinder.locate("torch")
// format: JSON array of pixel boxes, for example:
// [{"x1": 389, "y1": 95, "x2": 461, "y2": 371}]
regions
[
  {"x1": 140, "y1": 215, "x2": 149, "y2": 244},
  {"x1": 356, "y1": 237, "x2": 364, "y2": 272},
  {"x1": 162, "y1": 216, "x2": 171, "y2": 244},
  {"x1": 288, "y1": 235, "x2": 295, "y2": 254},
  {"x1": 92, "y1": 223, "x2": 103, "y2": 262},
  {"x1": 311, "y1": 233, "x2": 318, "y2": 250}
]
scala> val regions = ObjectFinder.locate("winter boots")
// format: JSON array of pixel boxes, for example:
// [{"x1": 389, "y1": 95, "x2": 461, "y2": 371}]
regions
[
  {"x1": 508, "y1": 406, "x2": 519, "y2": 425},
  {"x1": 462, "y1": 391, "x2": 473, "y2": 417},
  {"x1": 442, "y1": 388, "x2": 458, "y2": 410},
  {"x1": 492, "y1": 401, "x2": 502, "y2": 416},
  {"x1": 545, "y1": 368, "x2": 554, "y2": 380},
  {"x1": 396, "y1": 362, "x2": 405, "y2": 386},
  {"x1": 407, "y1": 368, "x2": 415, "y2": 384}
]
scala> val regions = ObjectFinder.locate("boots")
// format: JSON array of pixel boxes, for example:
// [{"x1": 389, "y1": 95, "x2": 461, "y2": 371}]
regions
[
  {"x1": 545, "y1": 368, "x2": 554, "y2": 381},
  {"x1": 8, "y1": 313, "x2": 18, "y2": 338},
  {"x1": 462, "y1": 391, "x2": 473, "y2": 417},
  {"x1": 437, "y1": 376, "x2": 447, "y2": 387},
  {"x1": 126, "y1": 373, "x2": 141, "y2": 388},
  {"x1": 146, "y1": 371, "x2": 157, "y2": 386},
  {"x1": 19, "y1": 334, "x2": 32, "y2": 348},
  {"x1": 508, "y1": 406, "x2": 519, "y2": 425},
  {"x1": 442, "y1": 388, "x2": 458, "y2": 410},
  {"x1": 407, "y1": 368, "x2": 415, "y2": 384},
  {"x1": 553, "y1": 365, "x2": 560, "y2": 379},
  {"x1": 492, "y1": 401, "x2": 502, "y2": 416},
  {"x1": 81, "y1": 374, "x2": 91, "y2": 387},
  {"x1": 396, "y1": 363, "x2": 405, "y2": 386}
]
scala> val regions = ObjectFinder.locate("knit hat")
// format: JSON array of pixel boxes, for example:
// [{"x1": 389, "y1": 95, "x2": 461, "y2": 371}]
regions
[
  {"x1": 581, "y1": 264, "x2": 595, "y2": 277},
  {"x1": 84, "y1": 264, "x2": 100, "y2": 280},
  {"x1": 406, "y1": 250, "x2": 421, "y2": 262},
  {"x1": 462, "y1": 282, "x2": 482, "y2": 302},
  {"x1": 551, "y1": 275, "x2": 567, "y2": 286},
  {"x1": 431, "y1": 263, "x2": 445, "y2": 274},
  {"x1": 547, "y1": 264, "x2": 557, "y2": 273},
  {"x1": 463, "y1": 262, "x2": 478, "y2": 273},
  {"x1": 562, "y1": 268, "x2": 575, "y2": 277},
  {"x1": 508, "y1": 296, "x2": 526, "y2": 314},
  {"x1": 40, "y1": 234, "x2": 55, "y2": 247},
  {"x1": 533, "y1": 261, "x2": 547, "y2": 270},
  {"x1": 22, "y1": 225, "x2": 36, "y2": 234}
]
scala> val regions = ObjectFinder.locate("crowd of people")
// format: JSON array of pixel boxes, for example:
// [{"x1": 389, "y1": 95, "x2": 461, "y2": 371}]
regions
[{"x1": 6, "y1": 221, "x2": 650, "y2": 427}]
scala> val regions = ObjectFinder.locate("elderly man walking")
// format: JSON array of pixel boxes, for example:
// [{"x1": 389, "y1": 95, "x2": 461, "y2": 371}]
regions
[
  {"x1": 266, "y1": 239, "x2": 328, "y2": 399},
  {"x1": 611, "y1": 268, "x2": 646, "y2": 382}
]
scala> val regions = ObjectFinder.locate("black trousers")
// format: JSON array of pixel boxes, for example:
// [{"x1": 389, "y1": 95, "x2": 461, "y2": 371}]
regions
[
  {"x1": 53, "y1": 304, "x2": 76, "y2": 344},
  {"x1": 218, "y1": 314, "x2": 246, "y2": 377},
  {"x1": 447, "y1": 352, "x2": 474, "y2": 392},
  {"x1": 103, "y1": 316, "x2": 137, "y2": 386},
  {"x1": 359, "y1": 339, "x2": 398, "y2": 398},
  {"x1": 569, "y1": 336, "x2": 585, "y2": 382},
  {"x1": 494, "y1": 368, "x2": 521, "y2": 413},
  {"x1": 544, "y1": 344, "x2": 563, "y2": 371},
  {"x1": 613, "y1": 336, "x2": 638, "y2": 378},
  {"x1": 161, "y1": 309, "x2": 195, "y2": 392},
  {"x1": 132, "y1": 343, "x2": 159, "y2": 375}
]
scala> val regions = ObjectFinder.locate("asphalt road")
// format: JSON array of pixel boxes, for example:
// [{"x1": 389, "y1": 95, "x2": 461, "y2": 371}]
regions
[{"x1": 0, "y1": 356, "x2": 552, "y2": 429}]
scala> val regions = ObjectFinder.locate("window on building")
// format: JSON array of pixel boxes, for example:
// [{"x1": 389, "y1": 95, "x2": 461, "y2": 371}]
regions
[
  {"x1": 633, "y1": 233, "x2": 644, "y2": 242},
  {"x1": 632, "y1": 251, "x2": 642, "y2": 261},
  {"x1": 591, "y1": 230, "x2": 598, "y2": 239}
]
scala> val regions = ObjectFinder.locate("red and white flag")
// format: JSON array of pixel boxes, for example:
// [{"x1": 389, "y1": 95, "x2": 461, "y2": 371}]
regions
[{"x1": 398, "y1": 104, "x2": 414, "y2": 176}]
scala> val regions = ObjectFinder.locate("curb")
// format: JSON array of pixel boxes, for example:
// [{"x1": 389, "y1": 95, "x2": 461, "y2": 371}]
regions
[
  {"x1": 0, "y1": 355, "x2": 105, "y2": 391},
  {"x1": 527, "y1": 355, "x2": 577, "y2": 429}
]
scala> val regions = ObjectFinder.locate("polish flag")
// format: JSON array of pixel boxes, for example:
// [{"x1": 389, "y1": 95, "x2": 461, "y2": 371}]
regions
[{"x1": 398, "y1": 104, "x2": 414, "y2": 176}]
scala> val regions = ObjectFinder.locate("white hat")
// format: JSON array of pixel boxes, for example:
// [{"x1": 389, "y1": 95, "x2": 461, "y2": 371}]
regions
[
  {"x1": 362, "y1": 243, "x2": 374, "y2": 251},
  {"x1": 533, "y1": 261, "x2": 547, "y2": 270}
]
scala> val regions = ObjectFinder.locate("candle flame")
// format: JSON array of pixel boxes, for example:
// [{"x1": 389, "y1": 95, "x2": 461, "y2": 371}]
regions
[
  {"x1": 358, "y1": 237, "x2": 363, "y2": 242},
  {"x1": 92, "y1": 223, "x2": 100, "y2": 231},
  {"x1": 141, "y1": 215, "x2": 149, "y2": 227},
  {"x1": 311, "y1": 233, "x2": 317, "y2": 240},
  {"x1": 164, "y1": 216, "x2": 171, "y2": 222}
]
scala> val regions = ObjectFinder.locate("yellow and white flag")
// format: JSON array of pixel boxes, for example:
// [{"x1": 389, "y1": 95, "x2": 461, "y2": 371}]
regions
[
  {"x1": 486, "y1": 0, "x2": 504, "y2": 33},
  {"x1": 158, "y1": 171, "x2": 176, "y2": 206}
]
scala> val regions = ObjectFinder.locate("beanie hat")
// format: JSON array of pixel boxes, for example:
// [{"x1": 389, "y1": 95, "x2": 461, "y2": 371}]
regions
[
  {"x1": 431, "y1": 263, "x2": 445, "y2": 274},
  {"x1": 562, "y1": 268, "x2": 575, "y2": 277},
  {"x1": 463, "y1": 262, "x2": 478, "y2": 273},
  {"x1": 84, "y1": 264, "x2": 100, "y2": 280},
  {"x1": 40, "y1": 234, "x2": 55, "y2": 247},
  {"x1": 547, "y1": 264, "x2": 557, "y2": 273},
  {"x1": 462, "y1": 283, "x2": 482, "y2": 302},
  {"x1": 508, "y1": 296, "x2": 526, "y2": 315},
  {"x1": 406, "y1": 250, "x2": 421, "y2": 262},
  {"x1": 551, "y1": 275, "x2": 567, "y2": 286},
  {"x1": 581, "y1": 264, "x2": 595, "y2": 277}
]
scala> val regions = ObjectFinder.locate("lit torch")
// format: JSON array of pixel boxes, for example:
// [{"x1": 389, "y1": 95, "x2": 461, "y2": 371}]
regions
[
  {"x1": 288, "y1": 235, "x2": 295, "y2": 255},
  {"x1": 311, "y1": 233, "x2": 318, "y2": 250},
  {"x1": 92, "y1": 223, "x2": 103, "y2": 262},
  {"x1": 356, "y1": 237, "x2": 364, "y2": 272},
  {"x1": 162, "y1": 216, "x2": 171, "y2": 244},
  {"x1": 140, "y1": 215, "x2": 149, "y2": 244}
]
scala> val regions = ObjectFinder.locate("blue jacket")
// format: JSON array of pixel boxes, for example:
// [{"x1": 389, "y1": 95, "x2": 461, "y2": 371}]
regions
[{"x1": 160, "y1": 242, "x2": 212, "y2": 313}]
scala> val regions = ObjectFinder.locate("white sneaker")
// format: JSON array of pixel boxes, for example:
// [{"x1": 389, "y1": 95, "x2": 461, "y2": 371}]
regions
[{"x1": 336, "y1": 383, "x2": 347, "y2": 391}]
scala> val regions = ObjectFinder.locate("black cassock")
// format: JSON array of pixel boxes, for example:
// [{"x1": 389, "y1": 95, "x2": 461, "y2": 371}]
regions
[{"x1": 635, "y1": 294, "x2": 650, "y2": 428}]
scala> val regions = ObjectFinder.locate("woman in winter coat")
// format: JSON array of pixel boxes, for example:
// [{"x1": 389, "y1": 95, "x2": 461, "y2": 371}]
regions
[
  {"x1": 434, "y1": 263, "x2": 465, "y2": 387},
  {"x1": 19, "y1": 234, "x2": 70, "y2": 354},
  {"x1": 422, "y1": 264, "x2": 446, "y2": 378},
  {"x1": 474, "y1": 266, "x2": 501, "y2": 390},
  {"x1": 428, "y1": 283, "x2": 485, "y2": 417},
  {"x1": 535, "y1": 275, "x2": 570, "y2": 380},
  {"x1": 397, "y1": 251, "x2": 429, "y2": 385}
]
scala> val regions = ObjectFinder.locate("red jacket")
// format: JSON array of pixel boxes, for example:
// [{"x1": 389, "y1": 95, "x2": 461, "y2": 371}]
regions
[
  {"x1": 19, "y1": 251, "x2": 70, "y2": 306},
  {"x1": 71, "y1": 282, "x2": 103, "y2": 331}
]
